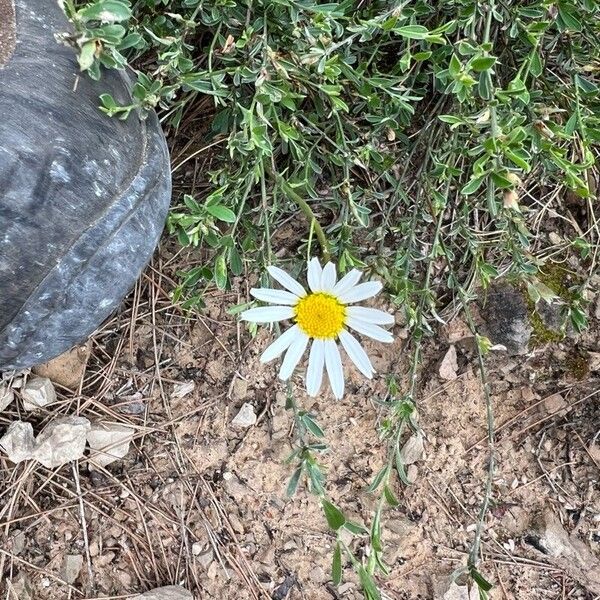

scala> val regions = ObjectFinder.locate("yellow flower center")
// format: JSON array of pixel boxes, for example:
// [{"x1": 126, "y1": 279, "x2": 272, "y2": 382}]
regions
[{"x1": 294, "y1": 293, "x2": 346, "y2": 339}]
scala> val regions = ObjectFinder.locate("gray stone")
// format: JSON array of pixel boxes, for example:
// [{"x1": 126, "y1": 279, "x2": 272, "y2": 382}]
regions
[
  {"x1": 196, "y1": 548, "x2": 214, "y2": 569},
  {"x1": 0, "y1": 421, "x2": 35, "y2": 463},
  {"x1": 172, "y1": 381, "x2": 195, "y2": 399},
  {"x1": 232, "y1": 378, "x2": 249, "y2": 400},
  {"x1": 6, "y1": 575, "x2": 34, "y2": 600},
  {"x1": 482, "y1": 284, "x2": 532, "y2": 355},
  {"x1": 32, "y1": 416, "x2": 91, "y2": 468},
  {"x1": 433, "y1": 580, "x2": 478, "y2": 600},
  {"x1": 0, "y1": 383, "x2": 14, "y2": 410},
  {"x1": 21, "y1": 377, "x2": 56, "y2": 411},
  {"x1": 11, "y1": 530, "x2": 25, "y2": 555},
  {"x1": 60, "y1": 554, "x2": 83, "y2": 584},
  {"x1": 399, "y1": 433, "x2": 424, "y2": 465},
  {"x1": 0, "y1": 0, "x2": 171, "y2": 371},
  {"x1": 438, "y1": 345, "x2": 458, "y2": 381},
  {"x1": 231, "y1": 402, "x2": 257, "y2": 428},
  {"x1": 131, "y1": 586, "x2": 193, "y2": 600},
  {"x1": 87, "y1": 423, "x2": 134, "y2": 467}
]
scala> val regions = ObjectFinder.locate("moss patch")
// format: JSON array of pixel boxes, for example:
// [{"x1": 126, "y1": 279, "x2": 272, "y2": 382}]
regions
[
  {"x1": 565, "y1": 350, "x2": 590, "y2": 381},
  {"x1": 525, "y1": 262, "x2": 582, "y2": 347}
]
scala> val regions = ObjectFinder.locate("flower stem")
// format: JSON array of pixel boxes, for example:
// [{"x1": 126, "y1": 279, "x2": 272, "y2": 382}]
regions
[{"x1": 273, "y1": 172, "x2": 332, "y2": 262}]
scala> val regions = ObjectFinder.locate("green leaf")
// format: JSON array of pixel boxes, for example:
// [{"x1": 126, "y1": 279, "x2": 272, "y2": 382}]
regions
[
  {"x1": 470, "y1": 56, "x2": 497, "y2": 72},
  {"x1": 564, "y1": 112, "x2": 578, "y2": 136},
  {"x1": 570, "y1": 306, "x2": 588, "y2": 332},
  {"x1": 396, "y1": 25, "x2": 429, "y2": 40},
  {"x1": 344, "y1": 520, "x2": 368, "y2": 535},
  {"x1": 529, "y1": 50, "x2": 542, "y2": 77},
  {"x1": 214, "y1": 254, "x2": 228, "y2": 290},
  {"x1": 79, "y1": 0, "x2": 131, "y2": 22},
  {"x1": 505, "y1": 149, "x2": 531, "y2": 172},
  {"x1": 557, "y1": 4, "x2": 582, "y2": 31},
  {"x1": 229, "y1": 246, "x2": 243, "y2": 276},
  {"x1": 302, "y1": 414, "x2": 325, "y2": 438},
  {"x1": 449, "y1": 54, "x2": 461, "y2": 77},
  {"x1": 367, "y1": 466, "x2": 388, "y2": 493},
  {"x1": 438, "y1": 115, "x2": 465, "y2": 125},
  {"x1": 469, "y1": 566, "x2": 493, "y2": 592},
  {"x1": 490, "y1": 171, "x2": 514, "y2": 189},
  {"x1": 322, "y1": 500, "x2": 345, "y2": 531},
  {"x1": 383, "y1": 485, "x2": 400, "y2": 507},
  {"x1": 99, "y1": 93, "x2": 117, "y2": 110},
  {"x1": 332, "y1": 542, "x2": 342, "y2": 586},
  {"x1": 206, "y1": 205, "x2": 236, "y2": 223},
  {"x1": 370, "y1": 507, "x2": 382, "y2": 552},
  {"x1": 358, "y1": 566, "x2": 381, "y2": 600},
  {"x1": 78, "y1": 40, "x2": 97, "y2": 71},
  {"x1": 286, "y1": 467, "x2": 302, "y2": 497},
  {"x1": 461, "y1": 176, "x2": 485, "y2": 196}
]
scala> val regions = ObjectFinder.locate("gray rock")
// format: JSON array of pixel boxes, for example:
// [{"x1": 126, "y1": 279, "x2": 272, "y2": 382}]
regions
[
  {"x1": 21, "y1": 376, "x2": 56, "y2": 411},
  {"x1": 172, "y1": 381, "x2": 195, "y2": 399},
  {"x1": 0, "y1": 0, "x2": 171, "y2": 371},
  {"x1": 399, "y1": 433, "x2": 424, "y2": 465},
  {"x1": 231, "y1": 378, "x2": 249, "y2": 400},
  {"x1": 6, "y1": 575, "x2": 34, "y2": 600},
  {"x1": 131, "y1": 586, "x2": 193, "y2": 600},
  {"x1": 536, "y1": 299, "x2": 566, "y2": 335},
  {"x1": 87, "y1": 423, "x2": 134, "y2": 468},
  {"x1": 60, "y1": 554, "x2": 83, "y2": 584},
  {"x1": 196, "y1": 548, "x2": 214, "y2": 569},
  {"x1": 11, "y1": 530, "x2": 25, "y2": 555},
  {"x1": 482, "y1": 284, "x2": 532, "y2": 355},
  {"x1": 231, "y1": 402, "x2": 257, "y2": 428},
  {"x1": 438, "y1": 345, "x2": 458, "y2": 381},
  {"x1": 32, "y1": 416, "x2": 91, "y2": 468},
  {"x1": 433, "y1": 580, "x2": 478, "y2": 600},
  {"x1": 0, "y1": 383, "x2": 14, "y2": 410},
  {"x1": 0, "y1": 421, "x2": 35, "y2": 463}
]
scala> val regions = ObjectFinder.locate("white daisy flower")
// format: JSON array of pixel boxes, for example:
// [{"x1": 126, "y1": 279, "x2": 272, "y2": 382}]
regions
[{"x1": 241, "y1": 258, "x2": 394, "y2": 399}]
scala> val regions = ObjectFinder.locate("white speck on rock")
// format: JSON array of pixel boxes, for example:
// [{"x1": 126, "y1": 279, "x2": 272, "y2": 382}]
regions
[
  {"x1": 231, "y1": 403, "x2": 257, "y2": 428},
  {"x1": 87, "y1": 423, "x2": 134, "y2": 468},
  {"x1": 21, "y1": 377, "x2": 56, "y2": 411},
  {"x1": 49, "y1": 161, "x2": 71, "y2": 183},
  {"x1": 32, "y1": 416, "x2": 91, "y2": 468}
]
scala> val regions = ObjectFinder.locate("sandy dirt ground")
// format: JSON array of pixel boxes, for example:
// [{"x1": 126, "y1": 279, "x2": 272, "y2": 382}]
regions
[{"x1": 1, "y1": 239, "x2": 599, "y2": 600}]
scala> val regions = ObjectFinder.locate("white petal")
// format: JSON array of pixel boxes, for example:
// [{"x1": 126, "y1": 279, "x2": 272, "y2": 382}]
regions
[
  {"x1": 346, "y1": 306, "x2": 395, "y2": 325},
  {"x1": 250, "y1": 288, "x2": 299, "y2": 306},
  {"x1": 324, "y1": 339, "x2": 345, "y2": 399},
  {"x1": 306, "y1": 339, "x2": 325, "y2": 396},
  {"x1": 260, "y1": 325, "x2": 302, "y2": 363},
  {"x1": 346, "y1": 317, "x2": 394, "y2": 343},
  {"x1": 241, "y1": 306, "x2": 295, "y2": 323},
  {"x1": 332, "y1": 269, "x2": 362, "y2": 296},
  {"x1": 307, "y1": 257, "x2": 323, "y2": 292},
  {"x1": 320, "y1": 262, "x2": 337, "y2": 292},
  {"x1": 278, "y1": 332, "x2": 309, "y2": 380},
  {"x1": 267, "y1": 265, "x2": 307, "y2": 297},
  {"x1": 339, "y1": 281, "x2": 383, "y2": 304},
  {"x1": 338, "y1": 329, "x2": 374, "y2": 379}
]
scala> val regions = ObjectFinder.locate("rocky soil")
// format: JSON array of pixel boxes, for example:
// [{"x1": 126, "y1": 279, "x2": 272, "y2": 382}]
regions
[{"x1": 0, "y1": 251, "x2": 599, "y2": 600}]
